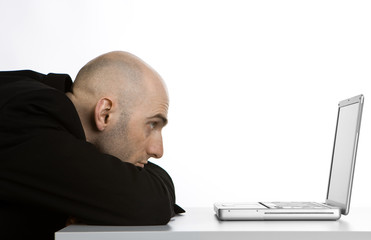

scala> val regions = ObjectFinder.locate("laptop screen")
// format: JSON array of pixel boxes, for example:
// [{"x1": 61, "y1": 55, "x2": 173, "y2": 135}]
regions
[{"x1": 326, "y1": 95, "x2": 363, "y2": 214}]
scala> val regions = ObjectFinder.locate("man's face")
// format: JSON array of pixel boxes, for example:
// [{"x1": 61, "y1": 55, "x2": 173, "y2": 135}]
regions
[{"x1": 102, "y1": 76, "x2": 169, "y2": 168}]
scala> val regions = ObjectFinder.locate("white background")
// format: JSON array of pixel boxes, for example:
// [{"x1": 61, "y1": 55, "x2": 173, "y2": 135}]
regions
[{"x1": 1, "y1": 0, "x2": 370, "y2": 209}]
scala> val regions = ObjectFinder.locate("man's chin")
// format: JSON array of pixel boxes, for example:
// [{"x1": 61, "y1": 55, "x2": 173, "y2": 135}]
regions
[
  {"x1": 135, "y1": 163, "x2": 145, "y2": 168},
  {"x1": 134, "y1": 161, "x2": 149, "y2": 168}
]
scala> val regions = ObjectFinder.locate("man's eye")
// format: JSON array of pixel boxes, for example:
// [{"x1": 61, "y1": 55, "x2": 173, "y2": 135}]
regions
[{"x1": 149, "y1": 122, "x2": 158, "y2": 129}]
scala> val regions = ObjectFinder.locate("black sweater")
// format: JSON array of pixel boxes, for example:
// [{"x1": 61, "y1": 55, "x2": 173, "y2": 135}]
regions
[{"x1": 0, "y1": 70, "x2": 184, "y2": 240}]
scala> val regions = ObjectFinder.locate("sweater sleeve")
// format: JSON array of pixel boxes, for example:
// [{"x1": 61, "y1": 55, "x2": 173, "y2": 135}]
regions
[{"x1": 0, "y1": 87, "x2": 183, "y2": 226}]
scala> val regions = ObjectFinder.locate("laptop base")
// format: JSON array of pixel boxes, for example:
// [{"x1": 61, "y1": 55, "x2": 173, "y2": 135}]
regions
[{"x1": 214, "y1": 202, "x2": 341, "y2": 221}]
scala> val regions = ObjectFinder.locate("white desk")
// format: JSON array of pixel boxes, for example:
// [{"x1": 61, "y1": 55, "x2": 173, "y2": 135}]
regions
[{"x1": 56, "y1": 207, "x2": 371, "y2": 240}]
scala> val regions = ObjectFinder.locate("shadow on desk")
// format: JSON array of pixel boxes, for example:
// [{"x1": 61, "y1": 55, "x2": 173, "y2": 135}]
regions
[{"x1": 62, "y1": 224, "x2": 172, "y2": 232}]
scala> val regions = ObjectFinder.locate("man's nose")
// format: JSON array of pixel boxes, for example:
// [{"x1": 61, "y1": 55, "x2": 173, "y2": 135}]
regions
[{"x1": 147, "y1": 135, "x2": 164, "y2": 159}]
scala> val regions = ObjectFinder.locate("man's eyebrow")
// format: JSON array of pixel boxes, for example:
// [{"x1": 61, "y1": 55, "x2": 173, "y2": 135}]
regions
[{"x1": 148, "y1": 114, "x2": 168, "y2": 126}]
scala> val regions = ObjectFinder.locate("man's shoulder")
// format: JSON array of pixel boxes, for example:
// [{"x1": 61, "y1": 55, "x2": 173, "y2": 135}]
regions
[
  {"x1": 0, "y1": 70, "x2": 85, "y2": 141},
  {"x1": 0, "y1": 72, "x2": 65, "y2": 111},
  {"x1": 0, "y1": 70, "x2": 72, "y2": 93},
  {"x1": 0, "y1": 70, "x2": 45, "y2": 83},
  {"x1": 0, "y1": 70, "x2": 74, "y2": 112}
]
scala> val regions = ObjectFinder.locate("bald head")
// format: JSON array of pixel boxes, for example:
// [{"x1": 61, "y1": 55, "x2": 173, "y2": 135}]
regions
[
  {"x1": 72, "y1": 51, "x2": 146, "y2": 105},
  {"x1": 66, "y1": 51, "x2": 169, "y2": 164}
]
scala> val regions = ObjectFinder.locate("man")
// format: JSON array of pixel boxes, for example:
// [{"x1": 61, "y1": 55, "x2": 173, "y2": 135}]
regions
[{"x1": 0, "y1": 51, "x2": 184, "y2": 239}]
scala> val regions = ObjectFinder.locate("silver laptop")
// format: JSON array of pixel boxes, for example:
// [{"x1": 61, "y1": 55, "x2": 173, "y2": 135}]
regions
[{"x1": 214, "y1": 95, "x2": 364, "y2": 221}]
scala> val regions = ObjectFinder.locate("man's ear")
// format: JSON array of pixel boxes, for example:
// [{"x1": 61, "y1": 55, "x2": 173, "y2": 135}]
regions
[{"x1": 94, "y1": 97, "x2": 113, "y2": 131}]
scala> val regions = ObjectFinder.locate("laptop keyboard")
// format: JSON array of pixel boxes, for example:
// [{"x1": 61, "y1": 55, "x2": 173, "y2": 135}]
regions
[{"x1": 262, "y1": 202, "x2": 329, "y2": 209}]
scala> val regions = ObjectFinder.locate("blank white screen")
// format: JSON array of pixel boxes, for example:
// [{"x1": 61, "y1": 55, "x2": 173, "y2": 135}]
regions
[{"x1": 327, "y1": 103, "x2": 359, "y2": 205}]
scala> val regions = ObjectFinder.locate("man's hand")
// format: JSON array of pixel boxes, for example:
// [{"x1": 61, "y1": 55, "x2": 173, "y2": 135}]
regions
[{"x1": 65, "y1": 216, "x2": 83, "y2": 226}]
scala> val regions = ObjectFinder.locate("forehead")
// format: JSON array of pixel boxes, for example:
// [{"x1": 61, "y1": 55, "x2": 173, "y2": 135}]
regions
[
  {"x1": 145, "y1": 66, "x2": 168, "y2": 99},
  {"x1": 132, "y1": 70, "x2": 169, "y2": 117}
]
